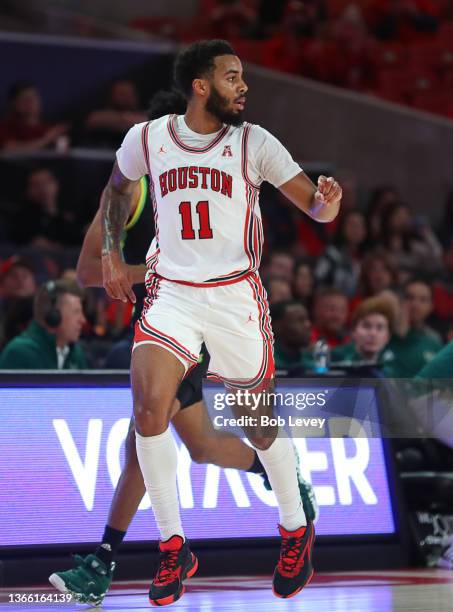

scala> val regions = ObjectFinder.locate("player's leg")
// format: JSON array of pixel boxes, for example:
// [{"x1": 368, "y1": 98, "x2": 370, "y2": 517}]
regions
[{"x1": 205, "y1": 273, "x2": 315, "y2": 599}]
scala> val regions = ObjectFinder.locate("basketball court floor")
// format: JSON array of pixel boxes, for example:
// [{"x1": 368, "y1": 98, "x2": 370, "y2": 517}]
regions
[{"x1": 1, "y1": 569, "x2": 452, "y2": 611}]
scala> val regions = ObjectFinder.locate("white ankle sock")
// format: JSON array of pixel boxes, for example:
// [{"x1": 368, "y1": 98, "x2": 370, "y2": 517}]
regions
[
  {"x1": 135, "y1": 428, "x2": 184, "y2": 541},
  {"x1": 255, "y1": 432, "x2": 307, "y2": 531}
]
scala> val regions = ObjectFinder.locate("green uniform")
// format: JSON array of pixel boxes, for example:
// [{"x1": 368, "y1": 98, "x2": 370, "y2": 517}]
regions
[
  {"x1": 331, "y1": 341, "x2": 397, "y2": 377},
  {"x1": 416, "y1": 341, "x2": 453, "y2": 379},
  {"x1": 0, "y1": 320, "x2": 87, "y2": 370},
  {"x1": 385, "y1": 329, "x2": 443, "y2": 378},
  {"x1": 274, "y1": 343, "x2": 314, "y2": 371}
]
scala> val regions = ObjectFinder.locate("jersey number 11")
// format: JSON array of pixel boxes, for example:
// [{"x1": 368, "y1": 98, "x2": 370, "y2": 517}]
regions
[{"x1": 179, "y1": 200, "x2": 213, "y2": 240}]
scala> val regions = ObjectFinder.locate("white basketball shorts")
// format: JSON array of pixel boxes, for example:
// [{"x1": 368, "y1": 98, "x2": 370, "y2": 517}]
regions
[{"x1": 133, "y1": 271, "x2": 275, "y2": 389}]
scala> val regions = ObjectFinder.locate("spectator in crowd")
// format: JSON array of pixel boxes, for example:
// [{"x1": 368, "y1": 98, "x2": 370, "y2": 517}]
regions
[
  {"x1": 267, "y1": 251, "x2": 295, "y2": 283},
  {"x1": 83, "y1": 80, "x2": 147, "y2": 148},
  {"x1": 331, "y1": 295, "x2": 396, "y2": 374},
  {"x1": 0, "y1": 279, "x2": 87, "y2": 369},
  {"x1": 267, "y1": 276, "x2": 293, "y2": 305},
  {"x1": 379, "y1": 202, "x2": 443, "y2": 279},
  {"x1": 352, "y1": 247, "x2": 398, "y2": 312},
  {"x1": 0, "y1": 256, "x2": 37, "y2": 347},
  {"x1": 271, "y1": 300, "x2": 313, "y2": 371},
  {"x1": 0, "y1": 256, "x2": 37, "y2": 303},
  {"x1": 10, "y1": 167, "x2": 82, "y2": 247},
  {"x1": 315, "y1": 209, "x2": 367, "y2": 297},
  {"x1": 311, "y1": 287, "x2": 349, "y2": 347},
  {"x1": 381, "y1": 282, "x2": 443, "y2": 377},
  {"x1": 366, "y1": 185, "x2": 400, "y2": 245},
  {"x1": 292, "y1": 258, "x2": 315, "y2": 308},
  {"x1": 0, "y1": 81, "x2": 69, "y2": 152}
]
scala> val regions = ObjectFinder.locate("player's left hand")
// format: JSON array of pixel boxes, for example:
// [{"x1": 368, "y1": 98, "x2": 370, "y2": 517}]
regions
[{"x1": 314, "y1": 176, "x2": 342, "y2": 206}]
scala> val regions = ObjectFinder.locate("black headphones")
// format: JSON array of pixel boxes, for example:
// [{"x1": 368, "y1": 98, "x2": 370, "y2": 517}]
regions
[{"x1": 44, "y1": 281, "x2": 62, "y2": 328}]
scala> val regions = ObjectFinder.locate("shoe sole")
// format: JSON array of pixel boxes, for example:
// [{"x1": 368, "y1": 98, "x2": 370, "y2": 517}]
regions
[
  {"x1": 272, "y1": 567, "x2": 314, "y2": 599},
  {"x1": 48, "y1": 573, "x2": 104, "y2": 606},
  {"x1": 149, "y1": 553, "x2": 199, "y2": 607}
]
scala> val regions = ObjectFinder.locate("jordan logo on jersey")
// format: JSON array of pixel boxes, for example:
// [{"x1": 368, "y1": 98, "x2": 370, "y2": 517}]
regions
[
  {"x1": 222, "y1": 145, "x2": 233, "y2": 157},
  {"x1": 159, "y1": 166, "x2": 233, "y2": 199}
]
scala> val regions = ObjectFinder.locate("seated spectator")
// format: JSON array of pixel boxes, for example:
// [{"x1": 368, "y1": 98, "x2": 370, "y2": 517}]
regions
[
  {"x1": 0, "y1": 256, "x2": 37, "y2": 346},
  {"x1": 351, "y1": 247, "x2": 399, "y2": 313},
  {"x1": 267, "y1": 276, "x2": 293, "y2": 305},
  {"x1": 0, "y1": 256, "x2": 37, "y2": 303},
  {"x1": 0, "y1": 279, "x2": 87, "y2": 370},
  {"x1": 366, "y1": 185, "x2": 400, "y2": 246},
  {"x1": 0, "y1": 81, "x2": 69, "y2": 152},
  {"x1": 83, "y1": 80, "x2": 147, "y2": 148},
  {"x1": 292, "y1": 258, "x2": 315, "y2": 308},
  {"x1": 381, "y1": 282, "x2": 443, "y2": 377},
  {"x1": 331, "y1": 295, "x2": 396, "y2": 375},
  {"x1": 379, "y1": 202, "x2": 443, "y2": 280},
  {"x1": 104, "y1": 330, "x2": 133, "y2": 369},
  {"x1": 311, "y1": 287, "x2": 349, "y2": 348},
  {"x1": 267, "y1": 251, "x2": 295, "y2": 283},
  {"x1": 404, "y1": 277, "x2": 442, "y2": 342},
  {"x1": 271, "y1": 300, "x2": 313, "y2": 370},
  {"x1": 10, "y1": 167, "x2": 82, "y2": 248},
  {"x1": 314, "y1": 209, "x2": 367, "y2": 297}
]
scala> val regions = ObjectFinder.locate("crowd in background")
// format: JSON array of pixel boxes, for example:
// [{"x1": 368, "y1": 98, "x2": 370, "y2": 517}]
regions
[{"x1": 0, "y1": 61, "x2": 452, "y2": 372}]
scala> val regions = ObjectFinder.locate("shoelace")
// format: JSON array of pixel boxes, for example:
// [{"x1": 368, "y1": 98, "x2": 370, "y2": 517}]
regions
[
  {"x1": 278, "y1": 536, "x2": 304, "y2": 576},
  {"x1": 443, "y1": 545, "x2": 453, "y2": 562},
  {"x1": 154, "y1": 550, "x2": 180, "y2": 585}
]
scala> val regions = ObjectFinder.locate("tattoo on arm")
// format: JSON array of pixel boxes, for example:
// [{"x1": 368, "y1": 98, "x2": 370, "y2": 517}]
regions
[{"x1": 101, "y1": 164, "x2": 137, "y2": 255}]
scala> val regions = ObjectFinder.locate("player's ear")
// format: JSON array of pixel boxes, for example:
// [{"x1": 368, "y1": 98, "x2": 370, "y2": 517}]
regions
[{"x1": 193, "y1": 78, "x2": 208, "y2": 98}]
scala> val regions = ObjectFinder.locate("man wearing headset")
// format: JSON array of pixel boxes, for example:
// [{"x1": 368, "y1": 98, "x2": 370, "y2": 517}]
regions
[{"x1": 0, "y1": 279, "x2": 87, "y2": 369}]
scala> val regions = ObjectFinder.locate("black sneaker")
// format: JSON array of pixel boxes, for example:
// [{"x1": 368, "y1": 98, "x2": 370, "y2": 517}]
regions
[
  {"x1": 149, "y1": 535, "x2": 198, "y2": 606},
  {"x1": 273, "y1": 522, "x2": 315, "y2": 599}
]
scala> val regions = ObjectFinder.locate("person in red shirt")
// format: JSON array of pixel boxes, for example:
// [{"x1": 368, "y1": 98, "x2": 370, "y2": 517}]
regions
[
  {"x1": 0, "y1": 81, "x2": 69, "y2": 152},
  {"x1": 311, "y1": 286, "x2": 350, "y2": 347}
]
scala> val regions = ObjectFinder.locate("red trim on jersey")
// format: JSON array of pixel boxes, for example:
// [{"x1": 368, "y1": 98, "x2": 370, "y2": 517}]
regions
[
  {"x1": 167, "y1": 115, "x2": 230, "y2": 154},
  {"x1": 241, "y1": 124, "x2": 261, "y2": 190},
  {"x1": 141, "y1": 122, "x2": 160, "y2": 273},
  {"x1": 136, "y1": 319, "x2": 198, "y2": 365}
]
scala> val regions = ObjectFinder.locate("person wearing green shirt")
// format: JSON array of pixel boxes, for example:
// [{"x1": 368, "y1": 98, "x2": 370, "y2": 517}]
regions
[
  {"x1": 271, "y1": 300, "x2": 313, "y2": 371},
  {"x1": 384, "y1": 279, "x2": 443, "y2": 378},
  {"x1": 0, "y1": 278, "x2": 87, "y2": 370},
  {"x1": 331, "y1": 295, "x2": 396, "y2": 376}
]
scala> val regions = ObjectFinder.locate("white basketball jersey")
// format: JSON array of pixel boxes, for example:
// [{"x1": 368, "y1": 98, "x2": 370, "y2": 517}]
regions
[{"x1": 141, "y1": 114, "x2": 263, "y2": 285}]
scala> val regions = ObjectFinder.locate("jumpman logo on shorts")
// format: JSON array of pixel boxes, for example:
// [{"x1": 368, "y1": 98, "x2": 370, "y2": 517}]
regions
[
  {"x1": 158, "y1": 145, "x2": 167, "y2": 154},
  {"x1": 246, "y1": 312, "x2": 255, "y2": 323}
]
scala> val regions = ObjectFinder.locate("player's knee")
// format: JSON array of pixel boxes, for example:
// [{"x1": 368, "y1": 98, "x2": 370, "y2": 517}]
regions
[{"x1": 134, "y1": 395, "x2": 172, "y2": 436}]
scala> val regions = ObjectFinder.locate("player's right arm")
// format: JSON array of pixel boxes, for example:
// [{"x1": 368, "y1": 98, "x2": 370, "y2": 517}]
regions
[
  {"x1": 76, "y1": 185, "x2": 146, "y2": 288},
  {"x1": 101, "y1": 122, "x2": 149, "y2": 303}
]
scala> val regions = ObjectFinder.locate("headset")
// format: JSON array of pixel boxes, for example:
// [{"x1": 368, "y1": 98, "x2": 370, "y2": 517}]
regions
[{"x1": 44, "y1": 281, "x2": 62, "y2": 328}]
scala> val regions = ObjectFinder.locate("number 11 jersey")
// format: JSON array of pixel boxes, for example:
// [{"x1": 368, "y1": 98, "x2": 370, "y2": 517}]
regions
[{"x1": 116, "y1": 114, "x2": 301, "y2": 285}]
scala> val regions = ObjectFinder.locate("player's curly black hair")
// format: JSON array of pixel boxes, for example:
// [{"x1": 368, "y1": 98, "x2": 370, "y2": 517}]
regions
[
  {"x1": 147, "y1": 89, "x2": 187, "y2": 119},
  {"x1": 173, "y1": 39, "x2": 236, "y2": 99}
]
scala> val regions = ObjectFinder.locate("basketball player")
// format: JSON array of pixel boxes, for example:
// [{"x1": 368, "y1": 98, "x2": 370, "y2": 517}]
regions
[
  {"x1": 49, "y1": 89, "x2": 319, "y2": 606},
  {"x1": 102, "y1": 40, "x2": 341, "y2": 605}
]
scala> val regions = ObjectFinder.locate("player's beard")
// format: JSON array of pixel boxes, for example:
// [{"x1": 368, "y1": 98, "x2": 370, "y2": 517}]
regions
[{"x1": 206, "y1": 84, "x2": 244, "y2": 127}]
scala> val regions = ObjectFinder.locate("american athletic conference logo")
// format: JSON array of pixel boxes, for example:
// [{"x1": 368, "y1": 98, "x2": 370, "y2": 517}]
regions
[{"x1": 222, "y1": 145, "x2": 233, "y2": 157}]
